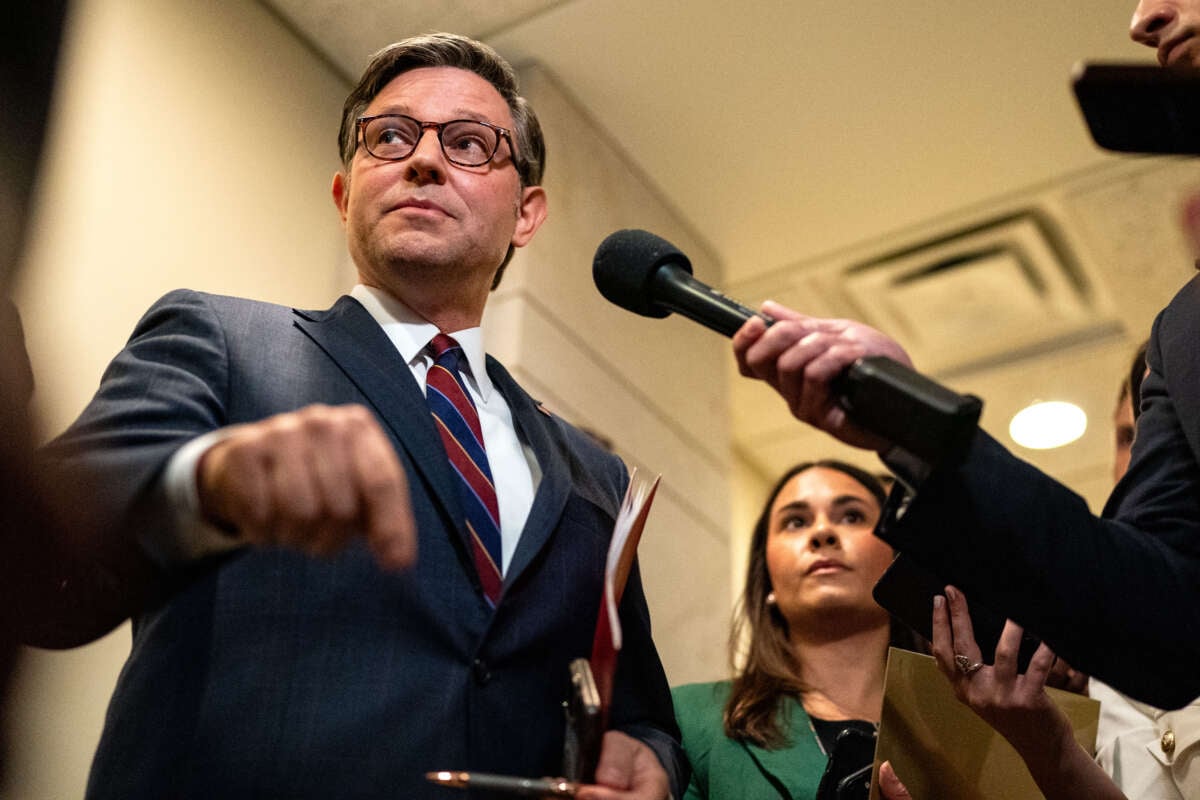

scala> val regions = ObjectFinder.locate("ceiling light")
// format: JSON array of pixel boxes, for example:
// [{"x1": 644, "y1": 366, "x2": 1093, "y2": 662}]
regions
[{"x1": 1009, "y1": 400, "x2": 1087, "y2": 449}]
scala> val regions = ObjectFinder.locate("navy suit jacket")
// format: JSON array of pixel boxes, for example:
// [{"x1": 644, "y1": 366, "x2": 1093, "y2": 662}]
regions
[
  {"x1": 48, "y1": 290, "x2": 683, "y2": 798},
  {"x1": 880, "y1": 274, "x2": 1200, "y2": 709}
]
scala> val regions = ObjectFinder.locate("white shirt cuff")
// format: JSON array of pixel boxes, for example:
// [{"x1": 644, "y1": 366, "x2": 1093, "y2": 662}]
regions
[{"x1": 155, "y1": 429, "x2": 245, "y2": 564}]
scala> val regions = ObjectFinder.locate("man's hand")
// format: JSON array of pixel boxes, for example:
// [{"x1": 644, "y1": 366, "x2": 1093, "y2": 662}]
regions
[
  {"x1": 575, "y1": 730, "x2": 669, "y2": 800},
  {"x1": 197, "y1": 403, "x2": 416, "y2": 570},
  {"x1": 732, "y1": 300, "x2": 914, "y2": 452}
]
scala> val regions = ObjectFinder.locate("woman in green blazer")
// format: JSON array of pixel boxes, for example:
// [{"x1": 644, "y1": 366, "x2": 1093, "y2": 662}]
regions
[{"x1": 673, "y1": 461, "x2": 922, "y2": 800}]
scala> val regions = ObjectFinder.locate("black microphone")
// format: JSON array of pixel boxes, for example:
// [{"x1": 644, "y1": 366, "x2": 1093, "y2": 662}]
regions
[
  {"x1": 592, "y1": 228, "x2": 763, "y2": 336},
  {"x1": 592, "y1": 228, "x2": 982, "y2": 466}
]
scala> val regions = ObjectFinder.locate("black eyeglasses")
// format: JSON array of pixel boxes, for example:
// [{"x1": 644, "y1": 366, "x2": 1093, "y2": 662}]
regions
[{"x1": 356, "y1": 114, "x2": 515, "y2": 169}]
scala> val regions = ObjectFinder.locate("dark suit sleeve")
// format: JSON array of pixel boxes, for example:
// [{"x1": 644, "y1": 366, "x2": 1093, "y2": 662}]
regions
[
  {"x1": 567, "y1": 432, "x2": 686, "y2": 795},
  {"x1": 879, "y1": 297, "x2": 1200, "y2": 708},
  {"x1": 27, "y1": 289, "x2": 233, "y2": 645},
  {"x1": 611, "y1": 556, "x2": 688, "y2": 796}
]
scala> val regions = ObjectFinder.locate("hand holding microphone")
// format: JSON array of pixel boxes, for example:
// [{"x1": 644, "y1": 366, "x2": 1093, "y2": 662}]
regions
[{"x1": 593, "y1": 229, "x2": 981, "y2": 466}]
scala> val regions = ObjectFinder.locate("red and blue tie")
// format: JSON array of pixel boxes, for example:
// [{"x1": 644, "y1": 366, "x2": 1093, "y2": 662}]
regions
[{"x1": 425, "y1": 333, "x2": 503, "y2": 605}]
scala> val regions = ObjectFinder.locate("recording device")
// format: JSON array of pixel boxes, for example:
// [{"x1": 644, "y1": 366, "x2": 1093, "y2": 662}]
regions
[
  {"x1": 592, "y1": 228, "x2": 983, "y2": 467},
  {"x1": 1072, "y1": 62, "x2": 1200, "y2": 154}
]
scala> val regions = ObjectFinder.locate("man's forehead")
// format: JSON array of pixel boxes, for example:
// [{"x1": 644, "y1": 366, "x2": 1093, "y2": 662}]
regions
[{"x1": 366, "y1": 66, "x2": 511, "y2": 124}]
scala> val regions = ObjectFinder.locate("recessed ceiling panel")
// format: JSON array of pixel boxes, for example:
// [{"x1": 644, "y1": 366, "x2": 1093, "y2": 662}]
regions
[{"x1": 840, "y1": 212, "x2": 1107, "y2": 375}]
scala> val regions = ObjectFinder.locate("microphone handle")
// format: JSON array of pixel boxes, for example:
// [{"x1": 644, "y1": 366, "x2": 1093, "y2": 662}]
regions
[
  {"x1": 650, "y1": 265, "x2": 981, "y2": 464},
  {"x1": 651, "y1": 264, "x2": 760, "y2": 337},
  {"x1": 831, "y1": 357, "x2": 982, "y2": 465}
]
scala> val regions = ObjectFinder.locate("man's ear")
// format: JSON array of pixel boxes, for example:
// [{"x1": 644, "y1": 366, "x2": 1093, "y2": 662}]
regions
[
  {"x1": 510, "y1": 185, "x2": 548, "y2": 249},
  {"x1": 331, "y1": 172, "x2": 349, "y2": 223}
]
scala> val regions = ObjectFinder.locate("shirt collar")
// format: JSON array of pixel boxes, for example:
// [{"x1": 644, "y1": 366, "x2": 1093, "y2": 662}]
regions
[{"x1": 349, "y1": 284, "x2": 494, "y2": 401}]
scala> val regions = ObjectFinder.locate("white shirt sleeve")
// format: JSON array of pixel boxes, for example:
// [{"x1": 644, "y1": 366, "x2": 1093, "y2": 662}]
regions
[{"x1": 151, "y1": 429, "x2": 245, "y2": 565}]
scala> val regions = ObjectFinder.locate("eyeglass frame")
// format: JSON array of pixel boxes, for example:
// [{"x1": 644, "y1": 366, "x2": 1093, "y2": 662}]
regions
[{"x1": 354, "y1": 113, "x2": 525, "y2": 179}]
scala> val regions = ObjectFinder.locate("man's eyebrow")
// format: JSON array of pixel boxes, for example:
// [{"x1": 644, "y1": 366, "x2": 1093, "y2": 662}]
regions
[{"x1": 367, "y1": 106, "x2": 497, "y2": 123}]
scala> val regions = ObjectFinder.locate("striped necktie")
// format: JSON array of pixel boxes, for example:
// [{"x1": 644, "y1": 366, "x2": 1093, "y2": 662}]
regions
[{"x1": 425, "y1": 333, "x2": 503, "y2": 605}]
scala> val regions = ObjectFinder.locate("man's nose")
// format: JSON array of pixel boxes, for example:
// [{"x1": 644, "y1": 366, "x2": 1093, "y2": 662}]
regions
[
  {"x1": 404, "y1": 128, "x2": 446, "y2": 182},
  {"x1": 1131, "y1": 0, "x2": 1177, "y2": 45}
]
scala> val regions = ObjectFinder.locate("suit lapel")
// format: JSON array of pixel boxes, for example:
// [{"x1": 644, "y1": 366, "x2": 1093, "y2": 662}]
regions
[
  {"x1": 486, "y1": 357, "x2": 572, "y2": 588},
  {"x1": 291, "y1": 297, "x2": 466, "y2": 546},
  {"x1": 292, "y1": 303, "x2": 593, "y2": 602},
  {"x1": 741, "y1": 696, "x2": 829, "y2": 799}
]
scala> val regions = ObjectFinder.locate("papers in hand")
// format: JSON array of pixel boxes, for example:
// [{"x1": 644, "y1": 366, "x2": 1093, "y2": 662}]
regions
[
  {"x1": 869, "y1": 647, "x2": 1100, "y2": 799},
  {"x1": 589, "y1": 469, "x2": 660, "y2": 720}
]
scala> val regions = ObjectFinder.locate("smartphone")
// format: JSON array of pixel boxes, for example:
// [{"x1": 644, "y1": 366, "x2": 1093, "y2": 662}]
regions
[
  {"x1": 815, "y1": 727, "x2": 876, "y2": 800},
  {"x1": 1072, "y1": 61, "x2": 1200, "y2": 154},
  {"x1": 872, "y1": 553, "x2": 1040, "y2": 671},
  {"x1": 562, "y1": 658, "x2": 602, "y2": 784}
]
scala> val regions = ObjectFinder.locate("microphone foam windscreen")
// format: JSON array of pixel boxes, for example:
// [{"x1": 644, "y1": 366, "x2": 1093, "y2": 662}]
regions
[{"x1": 592, "y1": 229, "x2": 692, "y2": 318}]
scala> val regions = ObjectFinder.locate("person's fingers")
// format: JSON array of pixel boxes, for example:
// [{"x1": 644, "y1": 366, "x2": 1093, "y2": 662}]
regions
[
  {"x1": 195, "y1": 405, "x2": 416, "y2": 568},
  {"x1": 1042, "y1": 655, "x2": 1088, "y2": 694},
  {"x1": 1060, "y1": 664, "x2": 1090, "y2": 695},
  {"x1": 264, "y1": 418, "x2": 323, "y2": 550},
  {"x1": 589, "y1": 730, "x2": 637, "y2": 793},
  {"x1": 352, "y1": 415, "x2": 417, "y2": 570},
  {"x1": 1022, "y1": 641, "x2": 1058, "y2": 691},
  {"x1": 309, "y1": 415, "x2": 360, "y2": 524},
  {"x1": 990, "y1": 618, "x2": 1028, "y2": 682},
  {"x1": 574, "y1": 731, "x2": 670, "y2": 799},
  {"x1": 774, "y1": 330, "x2": 826, "y2": 419},
  {"x1": 877, "y1": 761, "x2": 913, "y2": 799},
  {"x1": 198, "y1": 427, "x2": 273, "y2": 537},
  {"x1": 930, "y1": 593, "x2": 958, "y2": 681},
  {"x1": 944, "y1": 586, "x2": 982, "y2": 662},
  {"x1": 732, "y1": 314, "x2": 770, "y2": 378},
  {"x1": 760, "y1": 299, "x2": 809, "y2": 323}
]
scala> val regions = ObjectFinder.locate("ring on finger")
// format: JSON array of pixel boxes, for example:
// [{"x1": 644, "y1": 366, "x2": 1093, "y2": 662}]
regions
[{"x1": 954, "y1": 654, "x2": 983, "y2": 676}]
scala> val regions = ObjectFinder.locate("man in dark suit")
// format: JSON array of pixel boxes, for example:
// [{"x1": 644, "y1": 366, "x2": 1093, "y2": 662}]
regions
[
  {"x1": 47, "y1": 33, "x2": 682, "y2": 799},
  {"x1": 733, "y1": 1, "x2": 1200, "y2": 714}
]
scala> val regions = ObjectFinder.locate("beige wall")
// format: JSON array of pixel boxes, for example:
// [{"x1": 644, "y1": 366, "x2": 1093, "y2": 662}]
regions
[
  {"x1": 6, "y1": 2, "x2": 737, "y2": 796},
  {"x1": 489, "y1": 66, "x2": 732, "y2": 687},
  {"x1": 9, "y1": 0, "x2": 355, "y2": 796}
]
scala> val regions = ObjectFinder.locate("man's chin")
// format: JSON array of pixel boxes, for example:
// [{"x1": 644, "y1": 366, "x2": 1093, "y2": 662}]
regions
[{"x1": 370, "y1": 237, "x2": 458, "y2": 272}]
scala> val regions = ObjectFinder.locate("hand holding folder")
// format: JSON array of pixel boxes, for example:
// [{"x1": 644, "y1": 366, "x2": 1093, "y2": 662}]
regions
[{"x1": 429, "y1": 470, "x2": 661, "y2": 796}]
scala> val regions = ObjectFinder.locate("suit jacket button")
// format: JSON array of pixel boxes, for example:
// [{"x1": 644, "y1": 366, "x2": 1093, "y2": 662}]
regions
[
  {"x1": 472, "y1": 659, "x2": 491, "y2": 685},
  {"x1": 1161, "y1": 729, "x2": 1176, "y2": 756}
]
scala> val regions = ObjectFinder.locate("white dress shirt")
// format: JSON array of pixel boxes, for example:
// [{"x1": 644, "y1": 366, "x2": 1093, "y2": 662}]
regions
[{"x1": 1092, "y1": 678, "x2": 1200, "y2": 799}]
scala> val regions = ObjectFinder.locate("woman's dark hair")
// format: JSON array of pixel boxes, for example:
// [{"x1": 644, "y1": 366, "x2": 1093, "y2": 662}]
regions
[{"x1": 723, "y1": 460, "x2": 924, "y2": 747}]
